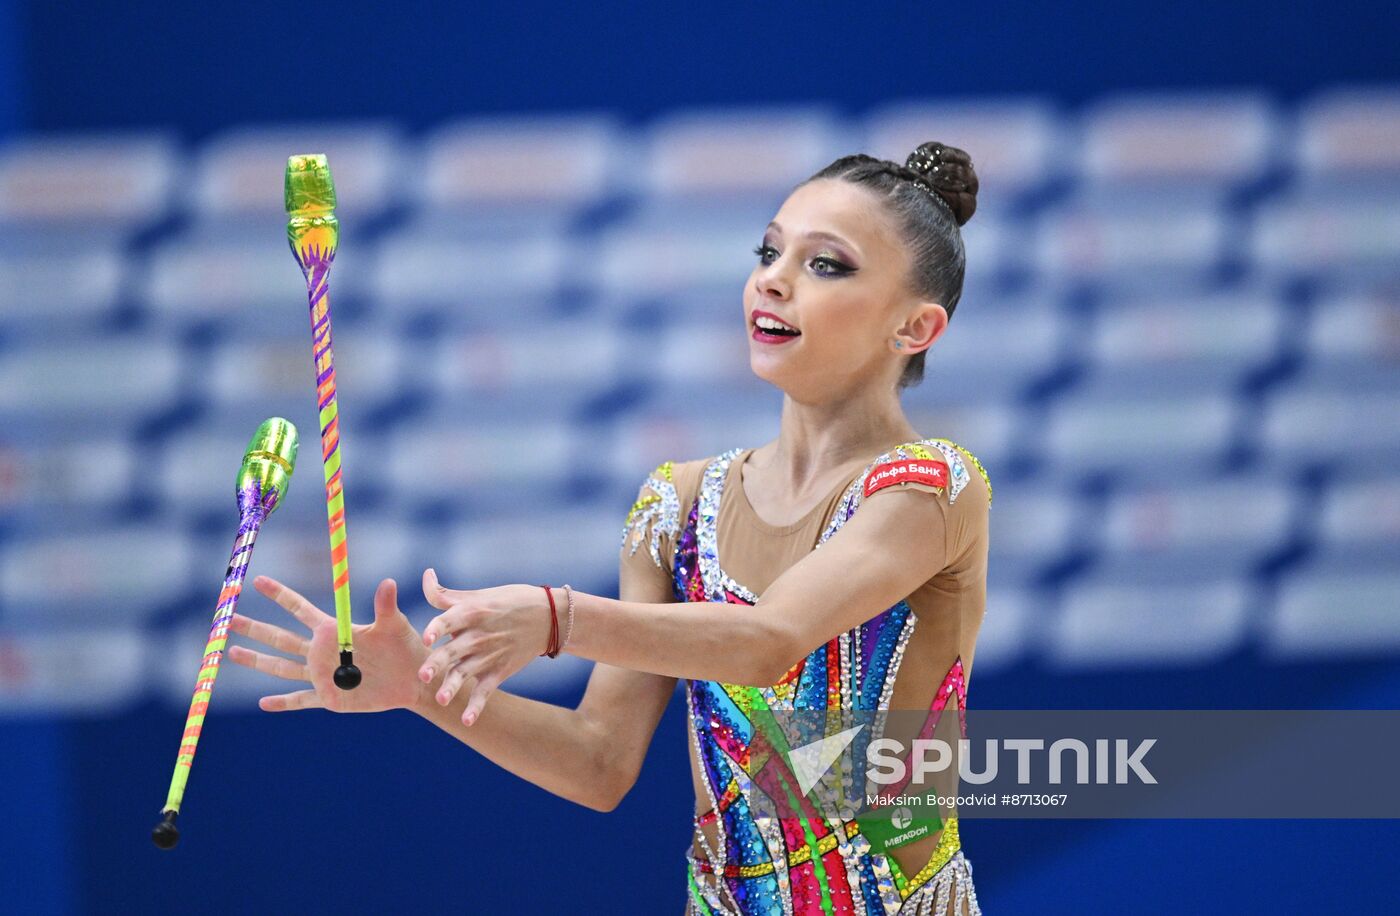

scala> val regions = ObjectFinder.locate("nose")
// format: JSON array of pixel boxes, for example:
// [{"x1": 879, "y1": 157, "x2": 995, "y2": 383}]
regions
[{"x1": 755, "y1": 258, "x2": 792, "y2": 301}]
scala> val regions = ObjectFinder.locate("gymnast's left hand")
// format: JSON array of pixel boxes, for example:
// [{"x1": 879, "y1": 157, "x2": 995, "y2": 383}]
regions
[
  {"x1": 229, "y1": 575, "x2": 431, "y2": 714},
  {"x1": 418, "y1": 568, "x2": 553, "y2": 726}
]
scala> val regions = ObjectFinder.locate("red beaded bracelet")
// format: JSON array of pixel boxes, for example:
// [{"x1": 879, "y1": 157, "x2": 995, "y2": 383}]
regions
[{"x1": 539, "y1": 585, "x2": 560, "y2": 658}]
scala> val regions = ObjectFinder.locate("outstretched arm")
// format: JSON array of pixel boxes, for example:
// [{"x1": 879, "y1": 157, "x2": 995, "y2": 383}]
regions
[
  {"x1": 579, "y1": 485, "x2": 948, "y2": 680},
  {"x1": 230, "y1": 568, "x2": 675, "y2": 812},
  {"x1": 424, "y1": 482, "x2": 962, "y2": 713}
]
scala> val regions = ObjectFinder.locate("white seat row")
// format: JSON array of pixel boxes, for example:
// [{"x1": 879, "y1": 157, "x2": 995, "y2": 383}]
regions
[{"x1": 4, "y1": 88, "x2": 1398, "y2": 226}]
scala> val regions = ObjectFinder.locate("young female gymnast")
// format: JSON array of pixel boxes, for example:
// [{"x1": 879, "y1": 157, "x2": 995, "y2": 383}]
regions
[{"x1": 230, "y1": 141, "x2": 989, "y2": 914}]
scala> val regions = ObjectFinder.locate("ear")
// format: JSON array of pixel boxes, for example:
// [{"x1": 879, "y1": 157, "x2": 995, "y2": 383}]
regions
[{"x1": 891, "y1": 300, "x2": 948, "y2": 355}]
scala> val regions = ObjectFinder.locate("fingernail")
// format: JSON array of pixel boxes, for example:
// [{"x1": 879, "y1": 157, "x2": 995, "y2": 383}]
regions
[
  {"x1": 463, "y1": 712, "x2": 476, "y2": 726},
  {"x1": 437, "y1": 690, "x2": 449, "y2": 705},
  {"x1": 420, "y1": 667, "x2": 434, "y2": 682}
]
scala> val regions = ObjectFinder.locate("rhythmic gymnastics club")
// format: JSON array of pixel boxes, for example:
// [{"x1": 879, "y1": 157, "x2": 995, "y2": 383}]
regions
[
  {"x1": 285, "y1": 153, "x2": 360, "y2": 691},
  {"x1": 152, "y1": 418, "x2": 299, "y2": 850}
]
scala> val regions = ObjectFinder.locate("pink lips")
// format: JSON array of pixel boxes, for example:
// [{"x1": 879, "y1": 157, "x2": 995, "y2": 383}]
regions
[{"x1": 751, "y1": 308, "x2": 800, "y2": 346}]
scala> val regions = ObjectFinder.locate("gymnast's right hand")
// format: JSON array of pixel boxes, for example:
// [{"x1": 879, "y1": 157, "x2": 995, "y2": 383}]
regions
[{"x1": 229, "y1": 576, "x2": 431, "y2": 713}]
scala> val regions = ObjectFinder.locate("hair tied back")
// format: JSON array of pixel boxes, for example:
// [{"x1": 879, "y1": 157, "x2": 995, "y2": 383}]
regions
[{"x1": 904, "y1": 142, "x2": 979, "y2": 227}]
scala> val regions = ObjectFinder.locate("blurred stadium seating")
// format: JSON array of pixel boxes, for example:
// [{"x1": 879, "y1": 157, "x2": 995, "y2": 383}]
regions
[{"x1": 1, "y1": 87, "x2": 1398, "y2": 714}]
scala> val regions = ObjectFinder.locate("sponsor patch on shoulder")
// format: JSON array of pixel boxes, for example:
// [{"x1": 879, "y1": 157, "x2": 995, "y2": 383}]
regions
[{"x1": 863, "y1": 459, "x2": 950, "y2": 497}]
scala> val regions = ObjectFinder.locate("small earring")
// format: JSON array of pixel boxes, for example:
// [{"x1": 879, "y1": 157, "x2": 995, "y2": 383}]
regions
[{"x1": 894, "y1": 340, "x2": 903, "y2": 349}]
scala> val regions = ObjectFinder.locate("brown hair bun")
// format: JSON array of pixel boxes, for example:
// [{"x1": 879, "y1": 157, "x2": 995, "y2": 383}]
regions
[{"x1": 903, "y1": 142, "x2": 979, "y2": 227}]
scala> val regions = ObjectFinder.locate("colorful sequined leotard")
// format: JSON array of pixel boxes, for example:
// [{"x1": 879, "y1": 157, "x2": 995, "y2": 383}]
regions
[{"x1": 620, "y1": 438, "x2": 992, "y2": 916}]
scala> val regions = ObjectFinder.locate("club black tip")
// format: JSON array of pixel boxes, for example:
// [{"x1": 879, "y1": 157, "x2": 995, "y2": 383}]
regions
[
  {"x1": 334, "y1": 652, "x2": 361, "y2": 690},
  {"x1": 152, "y1": 811, "x2": 179, "y2": 850}
]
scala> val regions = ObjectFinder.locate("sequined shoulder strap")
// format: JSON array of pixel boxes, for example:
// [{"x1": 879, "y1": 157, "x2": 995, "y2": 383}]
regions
[
  {"x1": 692, "y1": 448, "x2": 750, "y2": 602},
  {"x1": 929, "y1": 437, "x2": 992, "y2": 504},
  {"x1": 620, "y1": 460, "x2": 682, "y2": 568}
]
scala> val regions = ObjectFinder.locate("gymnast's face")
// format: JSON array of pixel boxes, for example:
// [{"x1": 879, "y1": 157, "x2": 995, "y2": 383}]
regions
[{"x1": 744, "y1": 178, "x2": 947, "y2": 402}]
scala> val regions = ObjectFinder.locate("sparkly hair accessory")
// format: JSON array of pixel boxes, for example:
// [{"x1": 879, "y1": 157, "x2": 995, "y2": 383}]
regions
[{"x1": 901, "y1": 142, "x2": 978, "y2": 227}]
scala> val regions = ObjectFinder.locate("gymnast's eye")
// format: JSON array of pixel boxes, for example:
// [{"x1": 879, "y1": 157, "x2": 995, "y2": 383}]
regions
[
  {"x1": 811, "y1": 255, "x2": 855, "y2": 277},
  {"x1": 754, "y1": 244, "x2": 779, "y2": 265}
]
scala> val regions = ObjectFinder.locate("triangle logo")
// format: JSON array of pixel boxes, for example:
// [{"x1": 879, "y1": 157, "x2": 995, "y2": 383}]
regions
[{"x1": 786, "y1": 724, "x2": 865, "y2": 797}]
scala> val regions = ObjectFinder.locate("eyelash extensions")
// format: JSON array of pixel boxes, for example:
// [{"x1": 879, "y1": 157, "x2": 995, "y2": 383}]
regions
[{"x1": 752, "y1": 244, "x2": 857, "y2": 277}]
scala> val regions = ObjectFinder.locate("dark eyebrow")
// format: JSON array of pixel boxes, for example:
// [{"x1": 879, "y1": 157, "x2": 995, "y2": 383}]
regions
[
  {"x1": 765, "y1": 222, "x2": 859, "y2": 255},
  {"x1": 805, "y1": 230, "x2": 857, "y2": 251}
]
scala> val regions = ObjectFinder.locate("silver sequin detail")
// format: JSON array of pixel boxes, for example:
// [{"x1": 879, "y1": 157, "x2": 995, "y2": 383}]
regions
[
  {"x1": 622, "y1": 466, "x2": 682, "y2": 568},
  {"x1": 696, "y1": 449, "x2": 747, "y2": 602},
  {"x1": 687, "y1": 680, "x2": 746, "y2": 915},
  {"x1": 818, "y1": 475, "x2": 865, "y2": 546},
  {"x1": 694, "y1": 451, "x2": 795, "y2": 712},
  {"x1": 925, "y1": 440, "x2": 970, "y2": 505},
  {"x1": 899, "y1": 851, "x2": 981, "y2": 915},
  {"x1": 757, "y1": 815, "x2": 795, "y2": 916},
  {"x1": 860, "y1": 833, "x2": 902, "y2": 912},
  {"x1": 876, "y1": 614, "x2": 918, "y2": 711}
]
